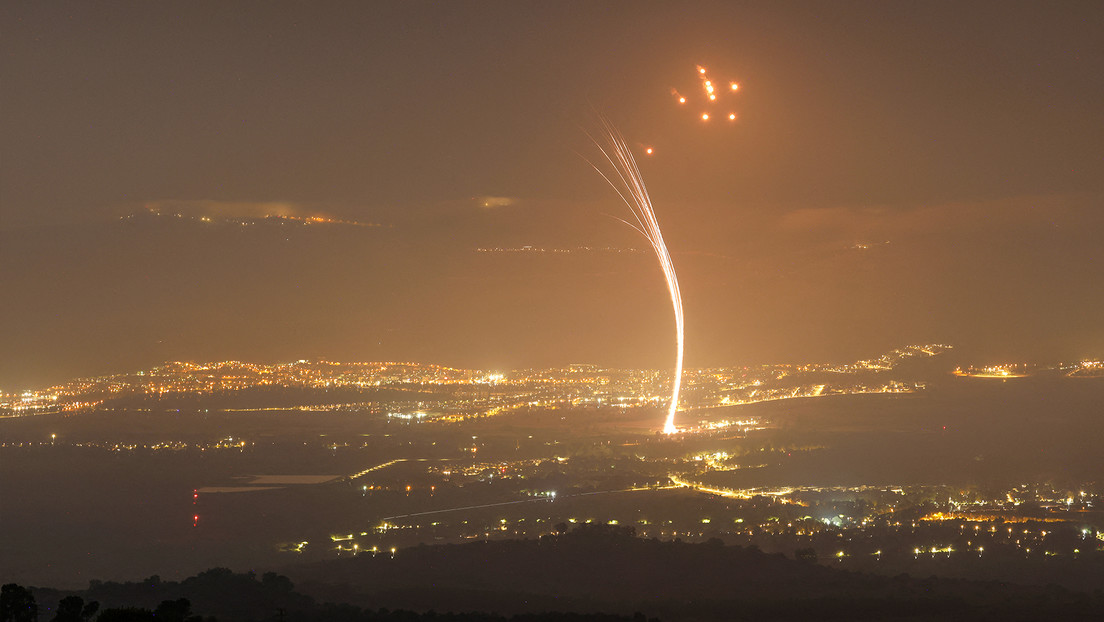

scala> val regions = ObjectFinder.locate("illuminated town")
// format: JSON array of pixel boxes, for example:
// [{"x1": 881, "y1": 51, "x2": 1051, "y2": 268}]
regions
[
  {"x1": 3, "y1": 342, "x2": 1100, "y2": 599},
  {"x1": 1, "y1": 344, "x2": 954, "y2": 419},
  {"x1": 5, "y1": 2, "x2": 1104, "y2": 618}
]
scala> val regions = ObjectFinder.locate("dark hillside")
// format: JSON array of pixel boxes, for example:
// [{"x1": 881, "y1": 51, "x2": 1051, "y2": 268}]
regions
[
  {"x1": 20, "y1": 527, "x2": 1104, "y2": 621},
  {"x1": 286, "y1": 525, "x2": 1104, "y2": 621}
]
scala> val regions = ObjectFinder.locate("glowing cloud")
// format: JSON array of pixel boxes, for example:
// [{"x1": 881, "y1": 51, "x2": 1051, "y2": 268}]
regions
[{"x1": 475, "y1": 196, "x2": 517, "y2": 208}]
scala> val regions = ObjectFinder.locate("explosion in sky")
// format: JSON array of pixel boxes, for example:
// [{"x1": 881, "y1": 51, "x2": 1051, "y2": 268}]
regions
[
  {"x1": 587, "y1": 117, "x2": 685, "y2": 434},
  {"x1": 672, "y1": 65, "x2": 740, "y2": 126},
  {"x1": 3, "y1": 3, "x2": 1101, "y2": 390}
]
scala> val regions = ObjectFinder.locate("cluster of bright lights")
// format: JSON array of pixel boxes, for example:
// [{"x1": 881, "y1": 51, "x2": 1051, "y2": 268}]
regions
[
  {"x1": 587, "y1": 118, "x2": 684, "y2": 434},
  {"x1": 671, "y1": 65, "x2": 740, "y2": 124}
]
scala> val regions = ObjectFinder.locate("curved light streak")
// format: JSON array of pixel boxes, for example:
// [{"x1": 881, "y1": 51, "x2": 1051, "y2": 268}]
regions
[{"x1": 586, "y1": 117, "x2": 684, "y2": 434}]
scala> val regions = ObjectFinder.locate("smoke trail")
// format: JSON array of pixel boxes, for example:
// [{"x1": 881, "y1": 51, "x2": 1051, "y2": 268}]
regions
[{"x1": 586, "y1": 117, "x2": 684, "y2": 434}]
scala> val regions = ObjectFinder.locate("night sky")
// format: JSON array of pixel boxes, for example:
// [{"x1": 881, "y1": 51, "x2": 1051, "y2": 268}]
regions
[{"x1": 2, "y1": 1, "x2": 1102, "y2": 389}]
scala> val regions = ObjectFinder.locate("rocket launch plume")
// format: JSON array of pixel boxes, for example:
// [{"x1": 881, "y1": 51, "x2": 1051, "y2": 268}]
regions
[{"x1": 586, "y1": 117, "x2": 684, "y2": 434}]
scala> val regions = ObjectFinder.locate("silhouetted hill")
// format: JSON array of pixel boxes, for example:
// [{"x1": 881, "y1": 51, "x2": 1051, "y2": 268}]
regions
[
  {"x1": 24, "y1": 569, "x2": 653, "y2": 622},
  {"x1": 18, "y1": 526, "x2": 1104, "y2": 621},
  {"x1": 286, "y1": 525, "x2": 1104, "y2": 621}
]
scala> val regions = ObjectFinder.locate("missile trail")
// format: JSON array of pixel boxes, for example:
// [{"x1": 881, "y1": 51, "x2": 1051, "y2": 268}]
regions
[{"x1": 586, "y1": 117, "x2": 684, "y2": 434}]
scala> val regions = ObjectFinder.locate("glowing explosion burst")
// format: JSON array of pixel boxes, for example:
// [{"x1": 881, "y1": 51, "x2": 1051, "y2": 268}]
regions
[
  {"x1": 676, "y1": 65, "x2": 739, "y2": 123},
  {"x1": 586, "y1": 117, "x2": 684, "y2": 434}
]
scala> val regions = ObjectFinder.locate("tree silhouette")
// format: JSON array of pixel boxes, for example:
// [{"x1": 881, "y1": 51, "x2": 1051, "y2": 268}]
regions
[
  {"x1": 153, "y1": 599, "x2": 200, "y2": 622},
  {"x1": 94, "y1": 607, "x2": 153, "y2": 622},
  {"x1": 0, "y1": 584, "x2": 37, "y2": 622},
  {"x1": 50, "y1": 596, "x2": 98, "y2": 622},
  {"x1": 261, "y1": 573, "x2": 293, "y2": 595}
]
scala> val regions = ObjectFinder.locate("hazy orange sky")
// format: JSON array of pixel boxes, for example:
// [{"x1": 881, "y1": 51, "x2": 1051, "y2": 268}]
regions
[{"x1": 2, "y1": 1, "x2": 1102, "y2": 388}]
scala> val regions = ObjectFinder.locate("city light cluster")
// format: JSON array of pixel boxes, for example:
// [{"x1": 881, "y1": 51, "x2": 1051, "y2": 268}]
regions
[{"x1": 1, "y1": 344, "x2": 962, "y2": 425}]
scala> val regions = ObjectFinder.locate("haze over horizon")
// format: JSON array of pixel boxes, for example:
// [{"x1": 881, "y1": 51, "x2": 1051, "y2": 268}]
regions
[{"x1": 3, "y1": 1, "x2": 1102, "y2": 389}]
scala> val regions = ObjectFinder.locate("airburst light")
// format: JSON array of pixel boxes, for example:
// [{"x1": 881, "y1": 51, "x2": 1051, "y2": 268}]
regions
[{"x1": 586, "y1": 118, "x2": 684, "y2": 434}]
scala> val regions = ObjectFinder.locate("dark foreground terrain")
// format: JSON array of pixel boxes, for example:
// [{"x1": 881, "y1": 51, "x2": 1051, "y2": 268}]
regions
[{"x1": 14, "y1": 525, "x2": 1104, "y2": 622}]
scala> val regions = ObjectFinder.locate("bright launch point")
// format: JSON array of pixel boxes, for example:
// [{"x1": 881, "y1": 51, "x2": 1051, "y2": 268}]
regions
[{"x1": 586, "y1": 117, "x2": 685, "y2": 434}]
